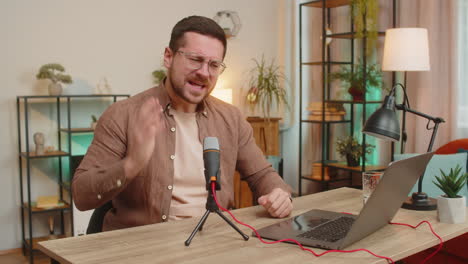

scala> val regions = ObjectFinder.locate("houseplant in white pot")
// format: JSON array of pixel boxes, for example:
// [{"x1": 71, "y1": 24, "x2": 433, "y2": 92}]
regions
[
  {"x1": 433, "y1": 165, "x2": 468, "y2": 224},
  {"x1": 36, "y1": 63, "x2": 73, "y2": 96}
]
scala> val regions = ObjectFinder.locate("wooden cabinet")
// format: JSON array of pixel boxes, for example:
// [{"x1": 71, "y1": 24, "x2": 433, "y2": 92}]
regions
[
  {"x1": 233, "y1": 117, "x2": 281, "y2": 208},
  {"x1": 246, "y1": 117, "x2": 281, "y2": 156}
]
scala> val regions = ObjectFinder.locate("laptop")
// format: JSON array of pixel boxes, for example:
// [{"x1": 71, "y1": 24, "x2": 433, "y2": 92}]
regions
[{"x1": 256, "y1": 152, "x2": 434, "y2": 250}]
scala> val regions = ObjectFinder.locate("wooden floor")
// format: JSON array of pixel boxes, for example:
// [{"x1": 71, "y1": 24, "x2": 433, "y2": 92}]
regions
[{"x1": 0, "y1": 251, "x2": 50, "y2": 264}]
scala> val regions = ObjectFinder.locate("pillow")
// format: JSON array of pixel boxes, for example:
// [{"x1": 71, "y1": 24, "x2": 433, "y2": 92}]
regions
[
  {"x1": 393, "y1": 153, "x2": 467, "y2": 199},
  {"x1": 457, "y1": 148, "x2": 468, "y2": 195},
  {"x1": 408, "y1": 153, "x2": 468, "y2": 199},
  {"x1": 457, "y1": 148, "x2": 468, "y2": 172}
]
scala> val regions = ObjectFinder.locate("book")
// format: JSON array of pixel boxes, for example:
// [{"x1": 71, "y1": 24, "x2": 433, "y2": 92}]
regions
[
  {"x1": 308, "y1": 114, "x2": 344, "y2": 121},
  {"x1": 36, "y1": 195, "x2": 60, "y2": 209},
  {"x1": 307, "y1": 102, "x2": 346, "y2": 113},
  {"x1": 309, "y1": 110, "x2": 346, "y2": 115}
]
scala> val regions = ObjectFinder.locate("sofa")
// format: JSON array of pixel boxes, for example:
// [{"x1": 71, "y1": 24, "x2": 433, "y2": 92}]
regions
[{"x1": 402, "y1": 138, "x2": 468, "y2": 264}]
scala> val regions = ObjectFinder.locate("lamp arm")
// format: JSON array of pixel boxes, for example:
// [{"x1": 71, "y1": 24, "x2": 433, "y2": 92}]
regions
[
  {"x1": 395, "y1": 104, "x2": 445, "y2": 124},
  {"x1": 415, "y1": 121, "x2": 441, "y2": 193},
  {"x1": 394, "y1": 104, "x2": 445, "y2": 194},
  {"x1": 389, "y1": 83, "x2": 411, "y2": 109}
]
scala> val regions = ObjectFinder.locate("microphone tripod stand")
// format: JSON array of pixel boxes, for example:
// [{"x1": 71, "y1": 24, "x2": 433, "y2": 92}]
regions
[{"x1": 184, "y1": 182, "x2": 249, "y2": 246}]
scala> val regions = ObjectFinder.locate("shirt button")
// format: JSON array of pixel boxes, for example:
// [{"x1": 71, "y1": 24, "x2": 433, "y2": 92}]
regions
[
  {"x1": 170, "y1": 127, "x2": 176, "y2": 132},
  {"x1": 162, "y1": 215, "x2": 167, "y2": 220},
  {"x1": 167, "y1": 185, "x2": 173, "y2": 190},
  {"x1": 97, "y1": 194, "x2": 102, "y2": 200},
  {"x1": 116, "y1": 179, "x2": 122, "y2": 187},
  {"x1": 170, "y1": 155, "x2": 175, "y2": 160}
]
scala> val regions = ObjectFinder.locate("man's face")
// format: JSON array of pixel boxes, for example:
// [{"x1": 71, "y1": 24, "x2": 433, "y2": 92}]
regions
[{"x1": 164, "y1": 32, "x2": 225, "y2": 106}]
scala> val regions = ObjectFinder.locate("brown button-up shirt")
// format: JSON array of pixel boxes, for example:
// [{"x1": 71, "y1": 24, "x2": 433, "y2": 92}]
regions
[{"x1": 72, "y1": 83, "x2": 291, "y2": 231}]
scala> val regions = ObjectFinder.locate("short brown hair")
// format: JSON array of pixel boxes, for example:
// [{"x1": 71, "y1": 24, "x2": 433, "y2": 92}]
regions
[{"x1": 169, "y1": 16, "x2": 227, "y2": 58}]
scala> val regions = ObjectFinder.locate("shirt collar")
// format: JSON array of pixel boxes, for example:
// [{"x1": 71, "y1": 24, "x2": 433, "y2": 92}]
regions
[{"x1": 154, "y1": 78, "x2": 208, "y2": 117}]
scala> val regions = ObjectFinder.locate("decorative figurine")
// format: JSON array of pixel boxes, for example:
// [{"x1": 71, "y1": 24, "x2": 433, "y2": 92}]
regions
[{"x1": 33, "y1": 132, "x2": 45, "y2": 155}]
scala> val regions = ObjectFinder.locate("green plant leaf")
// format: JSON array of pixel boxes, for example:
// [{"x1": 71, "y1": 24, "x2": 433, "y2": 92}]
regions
[
  {"x1": 432, "y1": 165, "x2": 468, "y2": 198},
  {"x1": 36, "y1": 63, "x2": 73, "y2": 84},
  {"x1": 247, "y1": 55, "x2": 289, "y2": 119}
]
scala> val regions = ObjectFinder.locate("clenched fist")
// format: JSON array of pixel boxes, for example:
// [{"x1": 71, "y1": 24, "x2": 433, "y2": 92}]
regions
[
  {"x1": 258, "y1": 188, "x2": 293, "y2": 218},
  {"x1": 123, "y1": 97, "x2": 164, "y2": 180}
]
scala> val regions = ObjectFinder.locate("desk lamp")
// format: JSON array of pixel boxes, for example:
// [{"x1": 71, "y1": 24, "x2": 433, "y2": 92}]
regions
[{"x1": 363, "y1": 28, "x2": 445, "y2": 211}]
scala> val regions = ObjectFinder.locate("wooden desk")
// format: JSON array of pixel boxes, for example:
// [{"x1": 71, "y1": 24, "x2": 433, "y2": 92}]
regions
[{"x1": 38, "y1": 188, "x2": 468, "y2": 264}]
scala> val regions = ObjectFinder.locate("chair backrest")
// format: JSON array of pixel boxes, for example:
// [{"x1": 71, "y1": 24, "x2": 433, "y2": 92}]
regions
[
  {"x1": 393, "y1": 138, "x2": 468, "y2": 199},
  {"x1": 435, "y1": 138, "x2": 468, "y2": 154},
  {"x1": 433, "y1": 138, "x2": 468, "y2": 199},
  {"x1": 86, "y1": 201, "x2": 113, "y2": 234}
]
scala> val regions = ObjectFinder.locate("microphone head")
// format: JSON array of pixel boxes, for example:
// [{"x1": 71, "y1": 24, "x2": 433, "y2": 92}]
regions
[
  {"x1": 203, "y1": 137, "x2": 219, "y2": 151},
  {"x1": 203, "y1": 137, "x2": 221, "y2": 191}
]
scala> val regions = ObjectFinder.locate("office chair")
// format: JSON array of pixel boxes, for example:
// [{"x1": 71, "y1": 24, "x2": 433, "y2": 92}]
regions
[{"x1": 86, "y1": 201, "x2": 113, "y2": 234}]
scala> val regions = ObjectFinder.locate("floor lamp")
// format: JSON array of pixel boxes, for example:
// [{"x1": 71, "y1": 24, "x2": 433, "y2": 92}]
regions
[{"x1": 363, "y1": 28, "x2": 445, "y2": 211}]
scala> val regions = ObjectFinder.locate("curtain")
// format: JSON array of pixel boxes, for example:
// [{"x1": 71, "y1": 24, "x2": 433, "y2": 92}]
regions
[
  {"x1": 456, "y1": 0, "x2": 468, "y2": 138},
  {"x1": 399, "y1": 0, "x2": 459, "y2": 153}
]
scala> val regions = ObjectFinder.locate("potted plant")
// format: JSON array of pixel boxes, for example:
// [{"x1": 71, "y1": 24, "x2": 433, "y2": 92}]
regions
[
  {"x1": 350, "y1": 0, "x2": 379, "y2": 54},
  {"x1": 36, "y1": 63, "x2": 73, "y2": 96},
  {"x1": 245, "y1": 56, "x2": 289, "y2": 119},
  {"x1": 336, "y1": 136, "x2": 374, "y2": 167},
  {"x1": 329, "y1": 61, "x2": 383, "y2": 101},
  {"x1": 433, "y1": 165, "x2": 467, "y2": 224},
  {"x1": 152, "y1": 69, "x2": 166, "y2": 85}
]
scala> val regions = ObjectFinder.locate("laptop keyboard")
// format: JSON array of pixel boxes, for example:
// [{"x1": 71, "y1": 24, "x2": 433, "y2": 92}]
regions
[{"x1": 297, "y1": 216, "x2": 355, "y2": 243}]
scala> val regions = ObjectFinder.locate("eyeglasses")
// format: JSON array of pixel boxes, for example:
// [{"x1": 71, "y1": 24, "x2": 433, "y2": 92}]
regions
[{"x1": 176, "y1": 50, "x2": 226, "y2": 76}]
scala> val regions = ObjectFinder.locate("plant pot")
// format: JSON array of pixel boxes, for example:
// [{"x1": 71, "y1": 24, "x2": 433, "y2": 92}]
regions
[
  {"x1": 48, "y1": 82, "x2": 63, "y2": 96},
  {"x1": 346, "y1": 154, "x2": 360, "y2": 167},
  {"x1": 348, "y1": 87, "x2": 364, "y2": 101},
  {"x1": 437, "y1": 195, "x2": 466, "y2": 224}
]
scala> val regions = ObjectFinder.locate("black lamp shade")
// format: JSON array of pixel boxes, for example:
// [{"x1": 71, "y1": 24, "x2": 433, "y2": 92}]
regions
[{"x1": 363, "y1": 96, "x2": 400, "y2": 141}]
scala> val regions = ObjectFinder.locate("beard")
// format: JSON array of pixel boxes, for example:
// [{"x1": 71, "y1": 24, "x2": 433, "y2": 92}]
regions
[{"x1": 167, "y1": 69, "x2": 214, "y2": 105}]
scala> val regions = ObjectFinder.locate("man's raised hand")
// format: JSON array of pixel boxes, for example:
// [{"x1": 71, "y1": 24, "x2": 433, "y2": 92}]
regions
[{"x1": 124, "y1": 97, "x2": 164, "y2": 180}]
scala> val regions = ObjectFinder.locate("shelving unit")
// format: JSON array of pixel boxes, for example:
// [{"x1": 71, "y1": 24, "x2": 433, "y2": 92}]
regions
[
  {"x1": 17, "y1": 94, "x2": 129, "y2": 263},
  {"x1": 298, "y1": 0, "x2": 396, "y2": 195}
]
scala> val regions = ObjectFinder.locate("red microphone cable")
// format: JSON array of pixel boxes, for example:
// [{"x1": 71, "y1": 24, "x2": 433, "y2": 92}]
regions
[
  {"x1": 211, "y1": 183, "x2": 394, "y2": 262},
  {"x1": 211, "y1": 182, "x2": 443, "y2": 264},
  {"x1": 389, "y1": 221, "x2": 443, "y2": 264}
]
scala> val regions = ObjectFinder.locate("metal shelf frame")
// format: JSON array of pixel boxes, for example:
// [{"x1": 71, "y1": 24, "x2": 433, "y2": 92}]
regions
[
  {"x1": 16, "y1": 94, "x2": 129, "y2": 263},
  {"x1": 298, "y1": 0, "x2": 397, "y2": 195}
]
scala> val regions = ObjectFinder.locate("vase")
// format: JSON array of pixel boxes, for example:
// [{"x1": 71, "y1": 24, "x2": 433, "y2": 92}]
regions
[
  {"x1": 346, "y1": 154, "x2": 360, "y2": 167},
  {"x1": 348, "y1": 87, "x2": 364, "y2": 101},
  {"x1": 437, "y1": 195, "x2": 466, "y2": 224},
  {"x1": 48, "y1": 82, "x2": 63, "y2": 96}
]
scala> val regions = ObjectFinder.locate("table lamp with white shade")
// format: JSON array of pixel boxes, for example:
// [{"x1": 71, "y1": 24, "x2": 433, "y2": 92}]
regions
[{"x1": 363, "y1": 28, "x2": 445, "y2": 211}]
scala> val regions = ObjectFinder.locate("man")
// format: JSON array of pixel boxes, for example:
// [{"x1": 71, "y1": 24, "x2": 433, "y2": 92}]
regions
[{"x1": 72, "y1": 15, "x2": 292, "y2": 231}]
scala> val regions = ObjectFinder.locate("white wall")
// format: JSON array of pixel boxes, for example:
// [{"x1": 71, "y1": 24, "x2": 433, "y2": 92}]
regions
[{"x1": 1, "y1": 0, "x2": 295, "y2": 250}]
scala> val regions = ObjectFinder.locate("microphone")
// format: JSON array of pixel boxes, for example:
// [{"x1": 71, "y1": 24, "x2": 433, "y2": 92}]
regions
[{"x1": 203, "y1": 137, "x2": 221, "y2": 191}]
